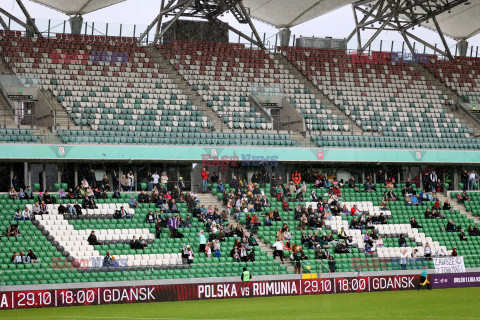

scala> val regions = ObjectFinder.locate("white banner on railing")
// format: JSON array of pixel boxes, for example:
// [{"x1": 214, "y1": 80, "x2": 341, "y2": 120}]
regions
[{"x1": 433, "y1": 256, "x2": 466, "y2": 274}]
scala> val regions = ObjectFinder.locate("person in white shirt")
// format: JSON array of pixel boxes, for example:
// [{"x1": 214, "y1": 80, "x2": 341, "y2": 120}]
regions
[
  {"x1": 151, "y1": 171, "x2": 160, "y2": 189},
  {"x1": 400, "y1": 249, "x2": 408, "y2": 270},
  {"x1": 127, "y1": 171, "x2": 135, "y2": 191},
  {"x1": 469, "y1": 170, "x2": 477, "y2": 190},
  {"x1": 161, "y1": 172, "x2": 168, "y2": 185},
  {"x1": 273, "y1": 237, "x2": 284, "y2": 262},
  {"x1": 21, "y1": 207, "x2": 31, "y2": 220}
]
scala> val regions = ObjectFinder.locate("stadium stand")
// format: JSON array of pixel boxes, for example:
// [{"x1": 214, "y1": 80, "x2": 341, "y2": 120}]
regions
[
  {"x1": 158, "y1": 41, "x2": 348, "y2": 133},
  {"x1": 0, "y1": 32, "x2": 298, "y2": 146},
  {"x1": 424, "y1": 57, "x2": 480, "y2": 104},
  {"x1": 280, "y1": 47, "x2": 480, "y2": 149},
  {"x1": 211, "y1": 180, "x2": 480, "y2": 273}
]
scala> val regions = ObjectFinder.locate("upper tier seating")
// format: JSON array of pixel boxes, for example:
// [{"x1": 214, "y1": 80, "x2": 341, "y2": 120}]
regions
[
  {"x1": 0, "y1": 32, "x2": 297, "y2": 147},
  {"x1": 281, "y1": 47, "x2": 479, "y2": 149},
  {"x1": 425, "y1": 56, "x2": 480, "y2": 103},
  {"x1": 159, "y1": 41, "x2": 347, "y2": 132}
]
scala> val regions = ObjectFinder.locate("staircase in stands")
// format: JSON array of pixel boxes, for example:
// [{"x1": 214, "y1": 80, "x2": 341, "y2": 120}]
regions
[
  {"x1": 144, "y1": 46, "x2": 225, "y2": 132},
  {"x1": 274, "y1": 52, "x2": 365, "y2": 137},
  {"x1": 440, "y1": 191, "x2": 480, "y2": 224},
  {"x1": 195, "y1": 192, "x2": 295, "y2": 272}
]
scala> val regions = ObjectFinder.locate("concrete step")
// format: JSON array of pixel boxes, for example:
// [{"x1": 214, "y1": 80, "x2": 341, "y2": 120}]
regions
[
  {"x1": 441, "y1": 191, "x2": 480, "y2": 224},
  {"x1": 273, "y1": 53, "x2": 364, "y2": 136},
  {"x1": 144, "y1": 46, "x2": 224, "y2": 133}
]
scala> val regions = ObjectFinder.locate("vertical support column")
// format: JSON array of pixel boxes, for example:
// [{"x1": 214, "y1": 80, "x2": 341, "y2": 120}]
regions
[
  {"x1": 42, "y1": 164, "x2": 46, "y2": 193},
  {"x1": 24, "y1": 162, "x2": 28, "y2": 189},
  {"x1": 74, "y1": 163, "x2": 79, "y2": 187},
  {"x1": 10, "y1": 164, "x2": 14, "y2": 188},
  {"x1": 134, "y1": 166, "x2": 138, "y2": 192}
]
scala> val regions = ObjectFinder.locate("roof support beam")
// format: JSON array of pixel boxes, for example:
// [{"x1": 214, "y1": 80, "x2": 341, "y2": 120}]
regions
[
  {"x1": 349, "y1": 0, "x2": 465, "y2": 60},
  {"x1": 154, "y1": 0, "x2": 195, "y2": 44},
  {"x1": 0, "y1": 15, "x2": 9, "y2": 30},
  {"x1": 238, "y1": 2, "x2": 265, "y2": 50},
  {"x1": 224, "y1": 22, "x2": 264, "y2": 49},
  {"x1": 138, "y1": 0, "x2": 184, "y2": 43},
  {"x1": 138, "y1": 0, "x2": 264, "y2": 48},
  {"x1": 15, "y1": 0, "x2": 42, "y2": 37},
  {"x1": 0, "y1": 8, "x2": 38, "y2": 36}
]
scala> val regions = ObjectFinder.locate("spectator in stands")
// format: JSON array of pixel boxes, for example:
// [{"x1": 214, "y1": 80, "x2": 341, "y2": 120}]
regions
[
  {"x1": 24, "y1": 186, "x2": 33, "y2": 199},
  {"x1": 66, "y1": 203, "x2": 75, "y2": 215},
  {"x1": 58, "y1": 188, "x2": 66, "y2": 199},
  {"x1": 334, "y1": 241, "x2": 349, "y2": 254},
  {"x1": 6, "y1": 225, "x2": 19, "y2": 237},
  {"x1": 13, "y1": 209, "x2": 21, "y2": 221},
  {"x1": 81, "y1": 178, "x2": 89, "y2": 190},
  {"x1": 74, "y1": 201, "x2": 82, "y2": 215},
  {"x1": 27, "y1": 249, "x2": 37, "y2": 263},
  {"x1": 160, "y1": 172, "x2": 168, "y2": 188},
  {"x1": 451, "y1": 247, "x2": 458, "y2": 256},
  {"x1": 458, "y1": 191, "x2": 471, "y2": 203},
  {"x1": 18, "y1": 188, "x2": 25, "y2": 199},
  {"x1": 424, "y1": 208, "x2": 434, "y2": 219},
  {"x1": 9, "y1": 187, "x2": 19, "y2": 200},
  {"x1": 328, "y1": 256, "x2": 336, "y2": 272},
  {"x1": 424, "y1": 243, "x2": 432, "y2": 258},
  {"x1": 446, "y1": 220, "x2": 457, "y2": 232},
  {"x1": 213, "y1": 239, "x2": 221, "y2": 258},
  {"x1": 364, "y1": 231, "x2": 374, "y2": 247},
  {"x1": 469, "y1": 170, "x2": 477, "y2": 190},
  {"x1": 338, "y1": 227, "x2": 348, "y2": 240},
  {"x1": 87, "y1": 231, "x2": 100, "y2": 246},
  {"x1": 398, "y1": 234, "x2": 408, "y2": 247},
  {"x1": 201, "y1": 168, "x2": 209, "y2": 193},
  {"x1": 11, "y1": 251, "x2": 22, "y2": 264},
  {"x1": 130, "y1": 236, "x2": 140, "y2": 249},
  {"x1": 400, "y1": 249, "x2": 408, "y2": 270},
  {"x1": 459, "y1": 229, "x2": 467, "y2": 241},
  {"x1": 375, "y1": 236, "x2": 384, "y2": 248},
  {"x1": 127, "y1": 171, "x2": 135, "y2": 191},
  {"x1": 120, "y1": 175, "x2": 129, "y2": 191},
  {"x1": 443, "y1": 199, "x2": 453, "y2": 212},
  {"x1": 103, "y1": 252, "x2": 113, "y2": 267},
  {"x1": 128, "y1": 195, "x2": 137, "y2": 209},
  {"x1": 429, "y1": 171, "x2": 438, "y2": 192},
  {"x1": 154, "y1": 218, "x2": 162, "y2": 239},
  {"x1": 461, "y1": 169, "x2": 469, "y2": 191},
  {"x1": 145, "y1": 211, "x2": 155, "y2": 223},
  {"x1": 292, "y1": 245, "x2": 303, "y2": 274},
  {"x1": 112, "y1": 170, "x2": 119, "y2": 191},
  {"x1": 410, "y1": 217, "x2": 422, "y2": 229},
  {"x1": 186, "y1": 245, "x2": 194, "y2": 264},
  {"x1": 168, "y1": 215, "x2": 179, "y2": 238},
  {"x1": 21, "y1": 207, "x2": 31, "y2": 220}
]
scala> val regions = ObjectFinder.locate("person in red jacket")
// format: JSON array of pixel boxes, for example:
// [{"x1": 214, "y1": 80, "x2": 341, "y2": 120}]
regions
[{"x1": 201, "y1": 168, "x2": 209, "y2": 193}]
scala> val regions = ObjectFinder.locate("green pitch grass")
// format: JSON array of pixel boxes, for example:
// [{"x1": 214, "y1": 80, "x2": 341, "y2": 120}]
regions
[{"x1": 2, "y1": 287, "x2": 480, "y2": 319}]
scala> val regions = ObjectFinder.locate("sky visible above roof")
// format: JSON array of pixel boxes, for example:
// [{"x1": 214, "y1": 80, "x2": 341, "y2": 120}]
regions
[{"x1": 2, "y1": 0, "x2": 480, "y2": 49}]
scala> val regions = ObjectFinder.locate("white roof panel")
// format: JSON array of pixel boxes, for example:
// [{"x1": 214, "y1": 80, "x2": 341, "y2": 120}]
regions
[
  {"x1": 243, "y1": 0, "x2": 356, "y2": 28},
  {"x1": 30, "y1": 0, "x2": 126, "y2": 16},
  {"x1": 416, "y1": 0, "x2": 480, "y2": 39}
]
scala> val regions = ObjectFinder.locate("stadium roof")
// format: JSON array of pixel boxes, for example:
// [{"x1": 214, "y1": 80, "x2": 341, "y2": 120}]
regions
[
  {"x1": 28, "y1": 0, "x2": 480, "y2": 40},
  {"x1": 406, "y1": 0, "x2": 480, "y2": 39},
  {"x1": 243, "y1": 0, "x2": 356, "y2": 29},
  {"x1": 30, "y1": 0, "x2": 126, "y2": 16},
  {"x1": 244, "y1": 0, "x2": 480, "y2": 40}
]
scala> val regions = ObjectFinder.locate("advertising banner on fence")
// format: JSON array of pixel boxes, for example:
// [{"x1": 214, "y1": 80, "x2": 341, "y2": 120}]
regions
[
  {"x1": 432, "y1": 272, "x2": 480, "y2": 289},
  {"x1": 433, "y1": 256, "x2": 466, "y2": 274},
  {"x1": 0, "y1": 274, "x2": 421, "y2": 310}
]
